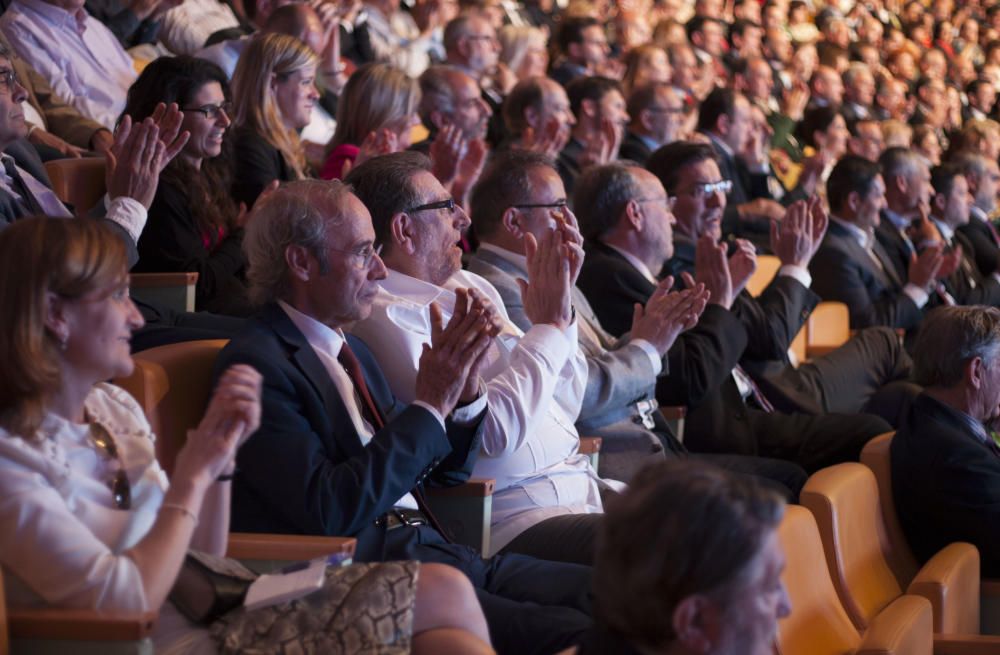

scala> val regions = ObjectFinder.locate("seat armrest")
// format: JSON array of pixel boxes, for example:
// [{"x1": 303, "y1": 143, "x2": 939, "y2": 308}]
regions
[
  {"x1": 908, "y1": 542, "x2": 980, "y2": 634},
  {"x1": 659, "y1": 406, "x2": 686, "y2": 420},
  {"x1": 933, "y1": 634, "x2": 1000, "y2": 655},
  {"x1": 8, "y1": 608, "x2": 157, "y2": 641},
  {"x1": 424, "y1": 478, "x2": 495, "y2": 498},
  {"x1": 578, "y1": 437, "x2": 602, "y2": 454},
  {"x1": 130, "y1": 272, "x2": 199, "y2": 313},
  {"x1": 226, "y1": 533, "x2": 356, "y2": 561},
  {"x1": 857, "y1": 594, "x2": 933, "y2": 655}
]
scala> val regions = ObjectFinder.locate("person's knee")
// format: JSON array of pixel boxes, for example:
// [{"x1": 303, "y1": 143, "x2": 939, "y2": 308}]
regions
[{"x1": 413, "y1": 563, "x2": 486, "y2": 635}]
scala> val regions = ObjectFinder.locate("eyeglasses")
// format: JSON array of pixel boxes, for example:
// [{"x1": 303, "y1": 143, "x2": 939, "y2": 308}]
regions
[
  {"x1": 406, "y1": 198, "x2": 457, "y2": 213},
  {"x1": 466, "y1": 34, "x2": 498, "y2": 45},
  {"x1": 330, "y1": 242, "x2": 383, "y2": 270},
  {"x1": 511, "y1": 200, "x2": 569, "y2": 211},
  {"x1": 182, "y1": 101, "x2": 233, "y2": 120},
  {"x1": 636, "y1": 196, "x2": 677, "y2": 212},
  {"x1": 89, "y1": 421, "x2": 132, "y2": 510},
  {"x1": 680, "y1": 180, "x2": 733, "y2": 198},
  {"x1": 0, "y1": 68, "x2": 21, "y2": 94}
]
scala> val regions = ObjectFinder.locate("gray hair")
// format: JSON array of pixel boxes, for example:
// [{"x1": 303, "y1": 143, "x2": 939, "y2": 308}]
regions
[
  {"x1": 573, "y1": 162, "x2": 647, "y2": 240},
  {"x1": 913, "y1": 306, "x2": 1000, "y2": 388},
  {"x1": 243, "y1": 179, "x2": 353, "y2": 305},
  {"x1": 418, "y1": 65, "x2": 462, "y2": 127},
  {"x1": 952, "y1": 150, "x2": 991, "y2": 179},
  {"x1": 878, "y1": 146, "x2": 924, "y2": 183},
  {"x1": 842, "y1": 61, "x2": 870, "y2": 87}
]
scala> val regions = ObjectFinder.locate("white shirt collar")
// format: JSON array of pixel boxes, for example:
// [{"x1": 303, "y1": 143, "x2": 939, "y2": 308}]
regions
[
  {"x1": 602, "y1": 241, "x2": 659, "y2": 284},
  {"x1": 971, "y1": 205, "x2": 990, "y2": 222},
  {"x1": 278, "y1": 299, "x2": 346, "y2": 361},
  {"x1": 377, "y1": 268, "x2": 453, "y2": 308},
  {"x1": 882, "y1": 208, "x2": 909, "y2": 231},
  {"x1": 830, "y1": 215, "x2": 874, "y2": 250},
  {"x1": 705, "y1": 131, "x2": 734, "y2": 158},
  {"x1": 931, "y1": 216, "x2": 955, "y2": 243}
]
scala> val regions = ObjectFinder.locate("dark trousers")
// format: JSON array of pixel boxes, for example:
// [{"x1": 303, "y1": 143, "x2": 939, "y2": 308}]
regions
[
  {"x1": 378, "y1": 524, "x2": 592, "y2": 655},
  {"x1": 499, "y1": 513, "x2": 603, "y2": 565},
  {"x1": 694, "y1": 453, "x2": 807, "y2": 502}
]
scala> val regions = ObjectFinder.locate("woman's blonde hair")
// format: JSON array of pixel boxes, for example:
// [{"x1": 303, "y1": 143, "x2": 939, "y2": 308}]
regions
[
  {"x1": 0, "y1": 217, "x2": 128, "y2": 438},
  {"x1": 622, "y1": 43, "x2": 668, "y2": 94},
  {"x1": 231, "y1": 33, "x2": 318, "y2": 180},
  {"x1": 499, "y1": 25, "x2": 546, "y2": 77},
  {"x1": 329, "y1": 63, "x2": 420, "y2": 150}
]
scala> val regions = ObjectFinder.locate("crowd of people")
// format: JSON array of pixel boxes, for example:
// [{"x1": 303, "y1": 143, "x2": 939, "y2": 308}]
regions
[{"x1": 2, "y1": 0, "x2": 1000, "y2": 652}]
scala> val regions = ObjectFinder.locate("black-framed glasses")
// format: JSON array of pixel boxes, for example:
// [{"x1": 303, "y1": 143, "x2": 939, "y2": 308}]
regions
[
  {"x1": 89, "y1": 422, "x2": 132, "y2": 510},
  {"x1": 329, "y1": 242, "x2": 383, "y2": 270},
  {"x1": 511, "y1": 200, "x2": 568, "y2": 211},
  {"x1": 0, "y1": 68, "x2": 21, "y2": 94},
  {"x1": 182, "y1": 101, "x2": 233, "y2": 120},
  {"x1": 406, "y1": 198, "x2": 457, "y2": 213},
  {"x1": 680, "y1": 180, "x2": 733, "y2": 199}
]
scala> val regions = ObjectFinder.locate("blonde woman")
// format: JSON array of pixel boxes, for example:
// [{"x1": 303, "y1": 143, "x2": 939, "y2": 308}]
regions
[
  {"x1": 498, "y1": 25, "x2": 549, "y2": 85},
  {"x1": 621, "y1": 44, "x2": 671, "y2": 95},
  {"x1": 230, "y1": 33, "x2": 320, "y2": 207},
  {"x1": 320, "y1": 62, "x2": 420, "y2": 180}
]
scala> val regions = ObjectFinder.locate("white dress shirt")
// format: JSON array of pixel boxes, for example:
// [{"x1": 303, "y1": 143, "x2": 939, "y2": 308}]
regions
[
  {"x1": 158, "y1": 0, "x2": 240, "y2": 55},
  {"x1": 0, "y1": 0, "x2": 136, "y2": 129},
  {"x1": 0, "y1": 383, "x2": 214, "y2": 655},
  {"x1": 359, "y1": 4, "x2": 434, "y2": 78},
  {"x1": 352, "y1": 268, "x2": 604, "y2": 555}
]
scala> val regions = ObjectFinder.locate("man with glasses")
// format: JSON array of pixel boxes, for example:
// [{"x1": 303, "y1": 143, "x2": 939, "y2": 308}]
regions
[
  {"x1": 216, "y1": 178, "x2": 594, "y2": 655},
  {"x1": 577, "y1": 147, "x2": 898, "y2": 473},
  {"x1": 619, "y1": 82, "x2": 684, "y2": 166},
  {"x1": 442, "y1": 13, "x2": 506, "y2": 145},
  {"x1": 347, "y1": 151, "x2": 612, "y2": 566}
]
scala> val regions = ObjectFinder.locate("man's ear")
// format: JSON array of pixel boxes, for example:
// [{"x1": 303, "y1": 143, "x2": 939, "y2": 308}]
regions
[
  {"x1": 639, "y1": 108, "x2": 655, "y2": 131},
  {"x1": 671, "y1": 594, "x2": 717, "y2": 654},
  {"x1": 429, "y1": 109, "x2": 447, "y2": 131},
  {"x1": 502, "y1": 207, "x2": 525, "y2": 238},
  {"x1": 390, "y1": 211, "x2": 418, "y2": 255},
  {"x1": 524, "y1": 105, "x2": 541, "y2": 130},
  {"x1": 716, "y1": 112, "x2": 731, "y2": 137},
  {"x1": 567, "y1": 41, "x2": 584, "y2": 61},
  {"x1": 581, "y1": 97, "x2": 599, "y2": 121},
  {"x1": 846, "y1": 189, "x2": 862, "y2": 214},
  {"x1": 968, "y1": 356, "x2": 986, "y2": 391},
  {"x1": 893, "y1": 173, "x2": 909, "y2": 195},
  {"x1": 43, "y1": 291, "x2": 70, "y2": 347},
  {"x1": 624, "y1": 199, "x2": 643, "y2": 231},
  {"x1": 285, "y1": 244, "x2": 314, "y2": 282},
  {"x1": 933, "y1": 191, "x2": 947, "y2": 214}
]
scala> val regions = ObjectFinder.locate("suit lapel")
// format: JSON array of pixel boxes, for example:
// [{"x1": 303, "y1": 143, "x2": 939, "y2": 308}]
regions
[
  {"x1": 871, "y1": 238, "x2": 904, "y2": 288},
  {"x1": 265, "y1": 303, "x2": 367, "y2": 457}
]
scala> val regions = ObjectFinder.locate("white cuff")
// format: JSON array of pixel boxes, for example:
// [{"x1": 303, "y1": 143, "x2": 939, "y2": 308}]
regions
[
  {"x1": 778, "y1": 264, "x2": 812, "y2": 289},
  {"x1": 450, "y1": 385, "x2": 488, "y2": 425},
  {"x1": 104, "y1": 195, "x2": 148, "y2": 245},
  {"x1": 902, "y1": 283, "x2": 930, "y2": 308},
  {"x1": 629, "y1": 338, "x2": 663, "y2": 376}
]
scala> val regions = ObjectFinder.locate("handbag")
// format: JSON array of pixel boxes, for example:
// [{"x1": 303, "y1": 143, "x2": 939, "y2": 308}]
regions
[{"x1": 169, "y1": 550, "x2": 259, "y2": 625}]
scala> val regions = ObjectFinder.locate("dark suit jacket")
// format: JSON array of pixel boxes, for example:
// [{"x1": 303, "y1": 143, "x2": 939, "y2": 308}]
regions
[
  {"x1": 874, "y1": 217, "x2": 914, "y2": 285},
  {"x1": 557, "y1": 138, "x2": 584, "y2": 198},
  {"x1": 216, "y1": 303, "x2": 482, "y2": 561},
  {"x1": 939, "y1": 228, "x2": 1000, "y2": 306},
  {"x1": 810, "y1": 220, "x2": 923, "y2": 330},
  {"x1": 892, "y1": 393, "x2": 1000, "y2": 577},
  {"x1": 707, "y1": 136, "x2": 750, "y2": 238},
  {"x1": 618, "y1": 131, "x2": 653, "y2": 166},
  {"x1": 957, "y1": 212, "x2": 1000, "y2": 278}
]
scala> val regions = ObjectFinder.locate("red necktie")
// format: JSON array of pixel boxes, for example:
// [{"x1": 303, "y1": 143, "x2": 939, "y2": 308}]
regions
[{"x1": 337, "y1": 342, "x2": 452, "y2": 540}]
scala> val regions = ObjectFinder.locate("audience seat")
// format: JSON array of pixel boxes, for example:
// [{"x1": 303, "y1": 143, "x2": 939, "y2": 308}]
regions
[
  {"x1": 776, "y1": 504, "x2": 933, "y2": 655},
  {"x1": 860, "y1": 433, "x2": 1000, "y2": 638},
  {"x1": 801, "y1": 463, "x2": 1000, "y2": 653},
  {"x1": 112, "y1": 339, "x2": 504, "y2": 553},
  {"x1": 747, "y1": 254, "x2": 781, "y2": 297},
  {"x1": 130, "y1": 272, "x2": 199, "y2": 313},
  {"x1": 806, "y1": 301, "x2": 851, "y2": 358},
  {"x1": 43, "y1": 157, "x2": 106, "y2": 217}
]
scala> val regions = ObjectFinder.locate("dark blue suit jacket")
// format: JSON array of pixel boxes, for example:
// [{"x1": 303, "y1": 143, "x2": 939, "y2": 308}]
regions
[
  {"x1": 216, "y1": 303, "x2": 482, "y2": 561},
  {"x1": 892, "y1": 393, "x2": 1000, "y2": 577}
]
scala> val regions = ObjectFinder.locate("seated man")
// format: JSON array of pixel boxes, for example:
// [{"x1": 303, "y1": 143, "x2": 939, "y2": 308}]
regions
[
  {"x1": 0, "y1": 0, "x2": 137, "y2": 128},
  {"x1": 579, "y1": 460, "x2": 790, "y2": 654},
  {"x1": 501, "y1": 76, "x2": 574, "y2": 159},
  {"x1": 619, "y1": 82, "x2": 685, "y2": 167},
  {"x1": 558, "y1": 76, "x2": 628, "y2": 196},
  {"x1": 346, "y1": 151, "x2": 608, "y2": 564},
  {"x1": 955, "y1": 152, "x2": 1000, "y2": 278},
  {"x1": 216, "y1": 179, "x2": 593, "y2": 655},
  {"x1": 893, "y1": 305, "x2": 1000, "y2": 577},
  {"x1": 810, "y1": 154, "x2": 942, "y2": 331},
  {"x1": 575, "y1": 152, "x2": 893, "y2": 471},
  {"x1": 466, "y1": 149, "x2": 804, "y2": 495}
]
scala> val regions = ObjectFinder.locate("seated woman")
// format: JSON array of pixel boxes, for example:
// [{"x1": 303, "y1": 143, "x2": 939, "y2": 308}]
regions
[
  {"x1": 574, "y1": 461, "x2": 790, "y2": 655},
  {"x1": 230, "y1": 33, "x2": 320, "y2": 207},
  {"x1": 621, "y1": 44, "x2": 671, "y2": 96},
  {"x1": 319, "y1": 62, "x2": 421, "y2": 180},
  {"x1": 0, "y1": 217, "x2": 493, "y2": 655},
  {"x1": 123, "y1": 56, "x2": 251, "y2": 317},
  {"x1": 498, "y1": 25, "x2": 549, "y2": 87}
]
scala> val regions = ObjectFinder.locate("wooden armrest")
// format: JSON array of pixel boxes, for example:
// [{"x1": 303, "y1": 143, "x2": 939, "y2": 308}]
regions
[
  {"x1": 130, "y1": 272, "x2": 198, "y2": 288},
  {"x1": 425, "y1": 478, "x2": 495, "y2": 498},
  {"x1": 9, "y1": 607, "x2": 157, "y2": 641},
  {"x1": 908, "y1": 542, "x2": 980, "y2": 634},
  {"x1": 857, "y1": 594, "x2": 934, "y2": 655},
  {"x1": 934, "y1": 634, "x2": 1000, "y2": 655},
  {"x1": 660, "y1": 406, "x2": 686, "y2": 420},
  {"x1": 981, "y1": 579, "x2": 1000, "y2": 598},
  {"x1": 226, "y1": 532, "x2": 356, "y2": 560},
  {"x1": 579, "y1": 437, "x2": 602, "y2": 454}
]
